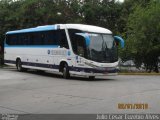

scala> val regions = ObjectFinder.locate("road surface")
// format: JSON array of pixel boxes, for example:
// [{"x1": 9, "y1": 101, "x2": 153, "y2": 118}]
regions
[{"x1": 0, "y1": 67, "x2": 160, "y2": 114}]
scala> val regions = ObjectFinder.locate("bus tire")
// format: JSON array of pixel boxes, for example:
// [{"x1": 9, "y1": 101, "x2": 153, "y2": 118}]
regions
[
  {"x1": 63, "y1": 63, "x2": 70, "y2": 79},
  {"x1": 89, "y1": 76, "x2": 95, "y2": 80},
  {"x1": 16, "y1": 59, "x2": 24, "y2": 72}
]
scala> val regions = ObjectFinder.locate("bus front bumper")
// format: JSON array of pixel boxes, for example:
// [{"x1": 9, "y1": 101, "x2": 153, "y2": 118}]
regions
[{"x1": 69, "y1": 66, "x2": 118, "y2": 77}]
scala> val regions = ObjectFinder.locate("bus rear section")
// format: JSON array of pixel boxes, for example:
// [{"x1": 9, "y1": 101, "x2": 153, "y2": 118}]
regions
[{"x1": 4, "y1": 25, "x2": 71, "y2": 78}]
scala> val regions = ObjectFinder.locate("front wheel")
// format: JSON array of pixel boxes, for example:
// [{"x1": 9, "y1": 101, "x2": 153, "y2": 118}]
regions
[
  {"x1": 16, "y1": 59, "x2": 24, "y2": 72},
  {"x1": 63, "y1": 64, "x2": 70, "y2": 79}
]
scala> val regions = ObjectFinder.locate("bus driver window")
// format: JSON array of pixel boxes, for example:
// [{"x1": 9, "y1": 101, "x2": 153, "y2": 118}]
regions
[{"x1": 76, "y1": 35, "x2": 85, "y2": 57}]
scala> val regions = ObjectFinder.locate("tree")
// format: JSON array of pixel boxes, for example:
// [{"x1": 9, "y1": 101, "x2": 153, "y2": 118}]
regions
[
  {"x1": 81, "y1": 0, "x2": 122, "y2": 34},
  {"x1": 118, "y1": 0, "x2": 152, "y2": 61},
  {"x1": 127, "y1": 0, "x2": 160, "y2": 72}
]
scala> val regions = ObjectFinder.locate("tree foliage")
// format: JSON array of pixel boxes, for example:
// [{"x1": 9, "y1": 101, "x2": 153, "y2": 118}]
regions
[
  {"x1": 127, "y1": 0, "x2": 160, "y2": 72},
  {"x1": 0, "y1": 0, "x2": 122, "y2": 47}
]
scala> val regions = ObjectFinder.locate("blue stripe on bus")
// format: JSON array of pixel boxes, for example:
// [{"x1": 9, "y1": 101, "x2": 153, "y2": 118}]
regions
[
  {"x1": 6, "y1": 25, "x2": 57, "y2": 34},
  {"x1": 4, "y1": 60, "x2": 117, "y2": 74}
]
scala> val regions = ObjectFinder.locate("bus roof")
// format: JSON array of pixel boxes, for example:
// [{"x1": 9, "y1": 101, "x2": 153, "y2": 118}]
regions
[
  {"x1": 66, "y1": 24, "x2": 112, "y2": 34},
  {"x1": 6, "y1": 24, "x2": 112, "y2": 35}
]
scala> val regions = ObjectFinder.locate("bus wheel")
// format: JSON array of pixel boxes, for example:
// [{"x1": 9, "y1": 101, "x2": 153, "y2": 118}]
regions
[
  {"x1": 16, "y1": 59, "x2": 23, "y2": 72},
  {"x1": 63, "y1": 64, "x2": 70, "y2": 79},
  {"x1": 89, "y1": 76, "x2": 95, "y2": 80}
]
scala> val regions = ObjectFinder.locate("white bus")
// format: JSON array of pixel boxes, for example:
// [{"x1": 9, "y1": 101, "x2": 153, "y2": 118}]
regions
[{"x1": 4, "y1": 24, "x2": 124, "y2": 79}]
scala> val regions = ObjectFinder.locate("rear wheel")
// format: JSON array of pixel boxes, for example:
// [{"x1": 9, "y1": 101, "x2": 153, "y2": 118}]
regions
[
  {"x1": 62, "y1": 64, "x2": 70, "y2": 79},
  {"x1": 16, "y1": 59, "x2": 24, "y2": 72}
]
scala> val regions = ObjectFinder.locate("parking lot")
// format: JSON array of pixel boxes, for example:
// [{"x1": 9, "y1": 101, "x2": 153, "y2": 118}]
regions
[{"x1": 0, "y1": 67, "x2": 160, "y2": 114}]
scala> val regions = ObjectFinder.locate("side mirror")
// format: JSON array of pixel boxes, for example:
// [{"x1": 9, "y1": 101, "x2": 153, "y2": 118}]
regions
[{"x1": 114, "y1": 36, "x2": 125, "y2": 48}]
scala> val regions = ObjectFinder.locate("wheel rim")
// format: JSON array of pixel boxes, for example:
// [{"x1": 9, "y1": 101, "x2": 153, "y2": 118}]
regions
[
  {"x1": 62, "y1": 64, "x2": 70, "y2": 79},
  {"x1": 17, "y1": 60, "x2": 21, "y2": 71},
  {"x1": 63, "y1": 67, "x2": 67, "y2": 78}
]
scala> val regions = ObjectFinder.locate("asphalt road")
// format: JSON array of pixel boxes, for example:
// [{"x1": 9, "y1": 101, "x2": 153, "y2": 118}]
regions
[{"x1": 0, "y1": 67, "x2": 160, "y2": 114}]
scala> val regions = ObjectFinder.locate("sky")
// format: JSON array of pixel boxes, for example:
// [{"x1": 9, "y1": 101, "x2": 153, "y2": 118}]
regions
[{"x1": 116, "y1": 0, "x2": 124, "y2": 2}]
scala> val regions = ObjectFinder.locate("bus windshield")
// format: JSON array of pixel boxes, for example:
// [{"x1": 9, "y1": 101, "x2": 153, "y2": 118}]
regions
[
  {"x1": 68, "y1": 29, "x2": 118, "y2": 63},
  {"x1": 86, "y1": 33, "x2": 118, "y2": 63}
]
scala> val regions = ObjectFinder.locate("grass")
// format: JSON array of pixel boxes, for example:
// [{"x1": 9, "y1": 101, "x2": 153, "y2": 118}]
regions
[{"x1": 119, "y1": 67, "x2": 160, "y2": 75}]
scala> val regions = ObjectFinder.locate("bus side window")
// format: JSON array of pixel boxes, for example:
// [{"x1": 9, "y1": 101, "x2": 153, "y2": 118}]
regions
[
  {"x1": 10, "y1": 34, "x2": 17, "y2": 45},
  {"x1": 25, "y1": 34, "x2": 30, "y2": 45},
  {"x1": 59, "y1": 30, "x2": 69, "y2": 49},
  {"x1": 20, "y1": 34, "x2": 28, "y2": 45},
  {"x1": 29, "y1": 33, "x2": 35, "y2": 45},
  {"x1": 48, "y1": 31, "x2": 55, "y2": 45},
  {"x1": 44, "y1": 31, "x2": 51, "y2": 45},
  {"x1": 17, "y1": 34, "x2": 22, "y2": 45},
  {"x1": 76, "y1": 35, "x2": 85, "y2": 57},
  {"x1": 44, "y1": 31, "x2": 56, "y2": 45},
  {"x1": 6, "y1": 35, "x2": 11, "y2": 45},
  {"x1": 36, "y1": 32, "x2": 43, "y2": 45},
  {"x1": 68, "y1": 29, "x2": 82, "y2": 55},
  {"x1": 40, "y1": 33, "x2": 45, "y2": 45}
]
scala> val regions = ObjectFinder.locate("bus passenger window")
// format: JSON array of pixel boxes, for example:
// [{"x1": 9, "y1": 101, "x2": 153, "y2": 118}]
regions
[
  {"x1": 59, "y1": 30, "x2": 69, "y2": 49},
  {"x1": 44, "y1": 31, "x2": 57, "y2": 45},
  {"x1": 6, "y1": 35, "x2": 11, "y2": 45},
  {"x1": 9, "y1": 35, "x2": 17, "y2": 45},
  {"x1": 29, "y1": 33, "x2": 36, "y2": 45},
  {"x1": 40, "y1": 33, "x2": 45, "y2": 45}
]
